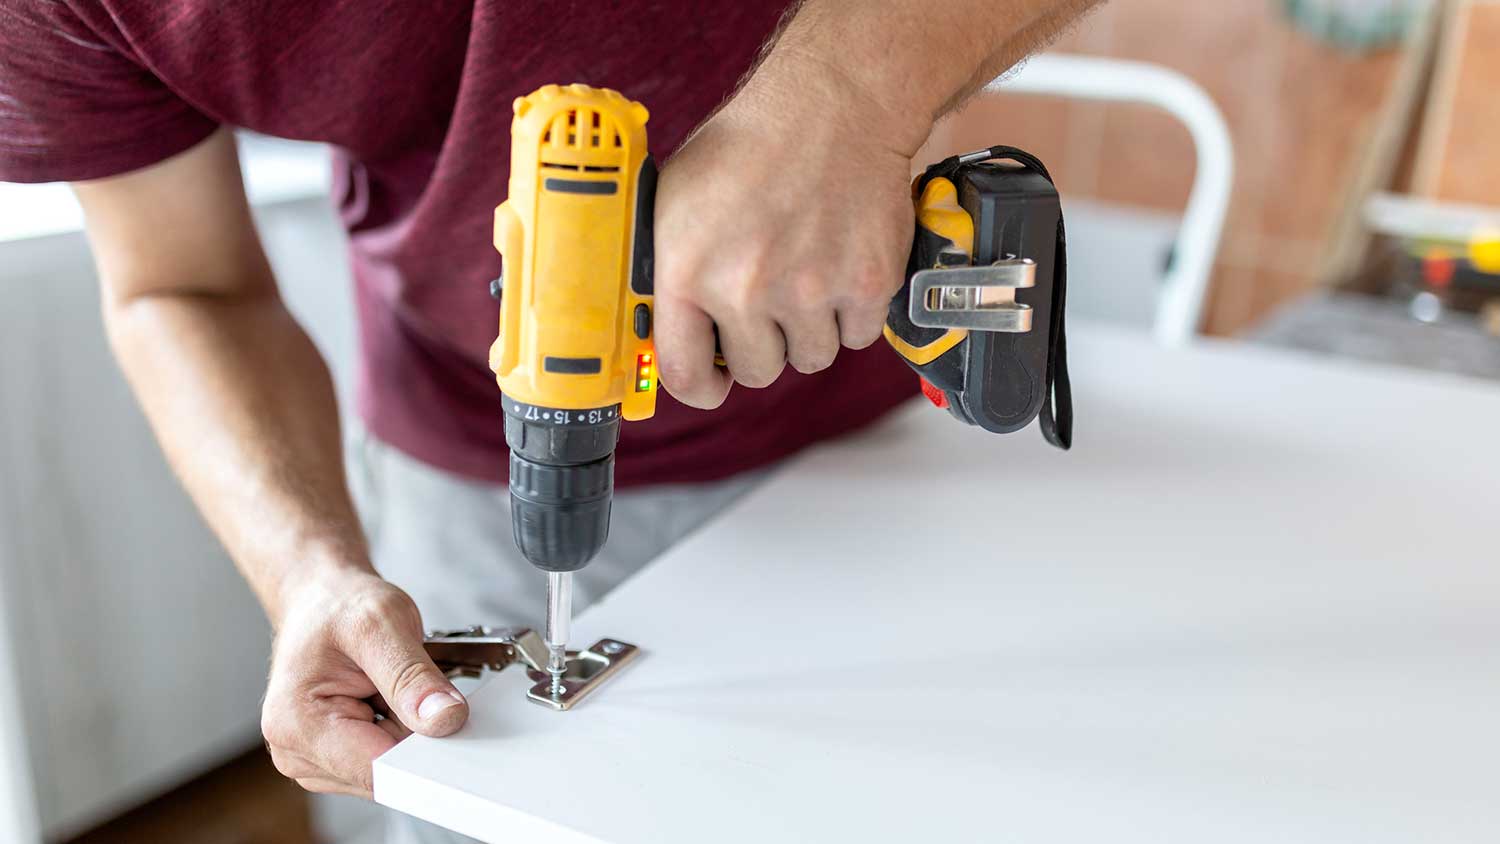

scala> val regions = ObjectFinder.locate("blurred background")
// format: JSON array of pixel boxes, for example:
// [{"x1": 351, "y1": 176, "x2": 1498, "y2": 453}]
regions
[
  {"x1": 935, "y1": 0, "x2": 1500, "y2": 364},
  {"x1": 2, "y1": 0, "x2": 1496, "y2": 841}
]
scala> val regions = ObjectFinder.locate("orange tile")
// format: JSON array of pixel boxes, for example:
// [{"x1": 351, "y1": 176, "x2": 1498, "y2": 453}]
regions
[
  {"x1": 930, "y1": 0, "x2": 1417, "y2": 336},
  {"x1": 1203, "y1": 262, "x2": 1255, "y2": 336},
  {"x1": 1430, "y1": 2, "x2": 1500, "y2": 203},
  {"x1": 924, "y1": 93, "x2": 1080, "y2": 191},
  {"x1": 1203, "y1": 253, "x2": 1322, "y2": 336},
  {"x1": 1246, "y1": 266, "x2": 1323, "y2": 331},
  {"x1": 1260, "y1": 29, "x2": 1402, "y2": 242},
  {"x1": 1091, "y1": 102, "x2": 1195, "y2": 212}
]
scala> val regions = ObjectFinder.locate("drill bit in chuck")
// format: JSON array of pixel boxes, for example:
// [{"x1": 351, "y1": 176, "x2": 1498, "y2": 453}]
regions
[{"x1": 544, "y1": 571, "x2": 572, "y2": 697}]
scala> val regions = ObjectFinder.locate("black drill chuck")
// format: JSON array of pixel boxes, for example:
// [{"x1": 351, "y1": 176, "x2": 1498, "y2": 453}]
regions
[{"x1": 502, "y1": 396, "x2": 622, "y2": 573}]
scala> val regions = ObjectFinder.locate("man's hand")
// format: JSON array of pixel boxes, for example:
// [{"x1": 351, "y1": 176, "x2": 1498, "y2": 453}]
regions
[
  {"x1": 652, "y1": 52, "x2": 921, "y2": 408},
  {"x1": 652, "y1": 0, "x2": 1100, "y2": 409},
  {"x1": 261, "y1": 570, "x2": 468, "y2": 798}
]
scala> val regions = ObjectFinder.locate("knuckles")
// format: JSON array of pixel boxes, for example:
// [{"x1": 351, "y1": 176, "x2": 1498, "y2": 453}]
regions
[
  {"x1": 849, "y1": 258, "x2": 904, "y2": 307},
  {"x1": 718, "y1": 257, "x2": 776, "y2": 317},
  {"x1": 338, "y1": 584, "x2": 420, "y2": 644},
  {"x1": 785, "y1": 271, "x2": 837, "y2": 316}
]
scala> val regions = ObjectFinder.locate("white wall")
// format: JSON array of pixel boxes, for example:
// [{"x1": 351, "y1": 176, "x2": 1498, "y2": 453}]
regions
[{"x1": 0, "y1": 156, "x2": 354, "y2": 838}]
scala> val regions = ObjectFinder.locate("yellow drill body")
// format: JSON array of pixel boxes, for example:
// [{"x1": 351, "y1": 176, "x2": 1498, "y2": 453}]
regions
[{"x1": 490, "y1": 83, "x2": 658, "y2": 422}]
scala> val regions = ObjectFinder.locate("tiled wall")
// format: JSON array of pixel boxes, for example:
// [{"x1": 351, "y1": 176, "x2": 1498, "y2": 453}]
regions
[
  {"x1": 926, "y1": 0, "x2": 1414, "y2": 335},
  {"x1": 1416, "y1": 0, "x2": 1500, "y2": 203}
]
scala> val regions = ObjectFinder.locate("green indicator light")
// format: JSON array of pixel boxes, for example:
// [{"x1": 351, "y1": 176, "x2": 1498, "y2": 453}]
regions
[{"x1": 638, "y1": 379, "x2": 651, "y2": 391}]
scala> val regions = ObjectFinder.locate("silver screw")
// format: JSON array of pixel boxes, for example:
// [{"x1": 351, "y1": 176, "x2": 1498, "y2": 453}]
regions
[{"x1": 601, "y1": 641, "x2": 625, "y2": 655}]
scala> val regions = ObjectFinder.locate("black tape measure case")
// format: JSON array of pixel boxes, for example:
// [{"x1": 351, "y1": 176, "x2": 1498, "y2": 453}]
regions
[{"x1": 885, "y1": 147, "x2": 1073, "y2": 450}]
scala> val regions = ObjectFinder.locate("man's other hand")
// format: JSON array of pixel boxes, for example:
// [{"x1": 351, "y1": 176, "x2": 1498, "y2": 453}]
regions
[
  {"x1": 652, "y1": 51, "x2": 924, "y2": 409},
  {"x1": 261, "y1": 570, "x2": 467, "y2": 799}
]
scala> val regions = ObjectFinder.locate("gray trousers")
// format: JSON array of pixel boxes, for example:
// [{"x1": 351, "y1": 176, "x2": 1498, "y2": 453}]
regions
[{"x1": 345, "y1": 427, "x2": 764, "y2": 844}]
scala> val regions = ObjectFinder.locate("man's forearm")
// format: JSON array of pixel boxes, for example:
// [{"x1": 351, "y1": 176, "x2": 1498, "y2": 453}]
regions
[
  {"x1": 105, "y1": 289, "x2": 369, "y2": 627},
  {"x1": 759, "y1": 0, "x2": 1102, "y2": 153}
]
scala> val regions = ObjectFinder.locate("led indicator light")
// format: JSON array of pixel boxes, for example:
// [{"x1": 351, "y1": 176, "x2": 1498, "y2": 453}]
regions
[{"x1": 635, "y1": 352, "x2": 655, "y2": 391}]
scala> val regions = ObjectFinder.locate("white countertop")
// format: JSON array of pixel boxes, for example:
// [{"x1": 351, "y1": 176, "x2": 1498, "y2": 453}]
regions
[{"x1": 375, "y1": 326, "x2": 1500, "y2": 843}]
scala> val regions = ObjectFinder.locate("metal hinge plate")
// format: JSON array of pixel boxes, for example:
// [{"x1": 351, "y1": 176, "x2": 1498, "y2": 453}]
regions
[{"x1": 424, "y1": 626, "x2": 641, "y2": 712}]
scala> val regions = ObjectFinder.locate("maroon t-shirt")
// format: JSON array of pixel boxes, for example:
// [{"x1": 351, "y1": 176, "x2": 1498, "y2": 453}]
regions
[{"x1": 0, "y1": 1, "x2": 916, "y2": 486}]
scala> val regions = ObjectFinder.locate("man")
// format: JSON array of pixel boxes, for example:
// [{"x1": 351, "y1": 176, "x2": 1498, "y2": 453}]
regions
[{"x1": 1, "y1": 0, "x2": 1096, "y2": 835}]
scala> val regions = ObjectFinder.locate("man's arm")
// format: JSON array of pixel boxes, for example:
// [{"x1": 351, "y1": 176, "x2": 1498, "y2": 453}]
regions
[
  {"x1": 654, "y1": 0, "x2": 1100, "y2": 408},
  {"x1": 74, "y1": 128, "x2": 466, "y2": 798},
  {"x1": 773, "y1": 0, "x2": 1102, "y2": 137}
]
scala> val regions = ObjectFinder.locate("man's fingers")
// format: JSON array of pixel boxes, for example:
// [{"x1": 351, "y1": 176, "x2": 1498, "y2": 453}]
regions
[
  {"x1": 782, "y1": 310, "x2": 841, "y2": 375},
  {"x1": 715, "y1": 315, "x2": 786, "y2": 389},
  {"x1": 266, "y1": 695, "x2": 394, "y2": 797},
  {"x1": 340, "y1": 591, "x2": 468, "y2": 738},
  {"x1": 367, "y1": 693, "x2": 414, "y2": 740},
  {"x1": 376, "y1": 713, "x2": 413, "y2": 742},
  {"x1": 366, "y1": 692, "x2": 395, "y2": 721},
  {"x1": 273, "y1": 746, "x2": 376, "y2": 799},
  {"x1": 836, "y1": 303, "x2": 889, "y2": 350},
  {"x1": 655, "y1": 294, "x2": 732, "y2": 409},
  {"x1": 268, "y1": 746, "x2": 324, "y2": 782},
  {"x1": 296, "y1": 777, "x2": 372, "y2": 799},
  {"x1": 309, "y1": 705, "x2": 401, "y2": 795}
]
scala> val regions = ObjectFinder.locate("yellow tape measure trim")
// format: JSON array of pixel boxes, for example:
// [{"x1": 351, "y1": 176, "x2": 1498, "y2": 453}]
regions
[
  {"x1": 883, "y1": 324, "x2": 967, "y2": 365},
  {"x1": 916, "y1": 177, "x2": 974, "y2": 251},
  {"x1": 884, "y1": 177, "x2": 974, "y2": 367}
]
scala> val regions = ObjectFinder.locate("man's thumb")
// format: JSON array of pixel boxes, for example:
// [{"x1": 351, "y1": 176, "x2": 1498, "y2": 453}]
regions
[{"x1": 358, "y1": 628, "x2": 469, "y2": 738}]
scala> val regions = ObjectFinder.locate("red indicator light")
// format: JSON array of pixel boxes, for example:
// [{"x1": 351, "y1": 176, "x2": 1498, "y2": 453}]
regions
[
  {"x1": 641, "y1": 353, "x2": 652, "y2": 364},
  {"x1": 919, "y1": 377, "x2": 948, "y2": 409}
]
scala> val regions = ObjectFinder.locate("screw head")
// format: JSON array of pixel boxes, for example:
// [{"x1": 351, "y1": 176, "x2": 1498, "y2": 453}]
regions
[{"x1": 600, "y1": 641, "x2": 625, "y2": 655}]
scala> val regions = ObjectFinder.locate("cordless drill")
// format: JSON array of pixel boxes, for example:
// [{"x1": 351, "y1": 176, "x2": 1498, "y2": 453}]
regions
[
  {"x1": 489, "y1": 84, "x2": 657, "y2": 698},
  {"x1": 489, "y1": 84, "x2": 1070, "y2": 701}
]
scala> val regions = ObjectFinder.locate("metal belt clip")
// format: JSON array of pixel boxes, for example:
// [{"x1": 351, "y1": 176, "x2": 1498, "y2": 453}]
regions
[
  {"x1": 909, "y1": 254, "x2": 1037, "y2": 333},
  {"x1": 424, "y1": 626, "x2": 641, "y2": 712}
]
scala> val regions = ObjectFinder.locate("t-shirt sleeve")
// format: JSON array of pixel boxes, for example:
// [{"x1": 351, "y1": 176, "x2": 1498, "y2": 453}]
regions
[{"x1": 0, "y1": 1, "x2": 219, "y2": 183}]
